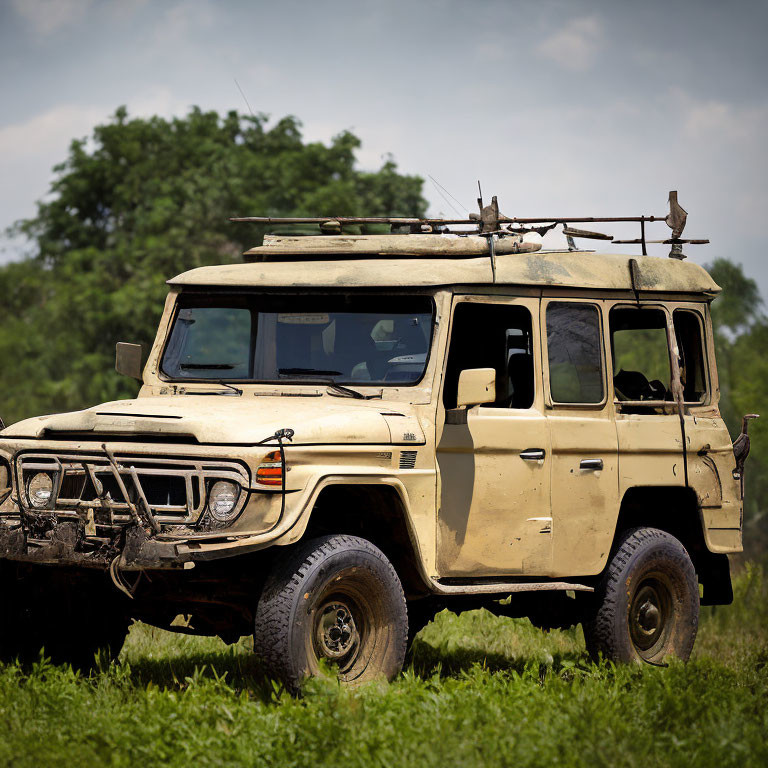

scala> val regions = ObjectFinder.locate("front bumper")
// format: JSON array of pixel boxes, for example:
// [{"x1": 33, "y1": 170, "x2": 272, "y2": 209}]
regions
[
  {"x1": 0, "y1": 446, "x2": 279, "y2": 570},
  {"x1": 0, "y1": 520, "x2": 190, "y2": 569}
]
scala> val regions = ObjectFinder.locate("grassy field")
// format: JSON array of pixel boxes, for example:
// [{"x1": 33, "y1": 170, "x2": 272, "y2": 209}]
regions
[{"x1": 0, "y1": 564, "x2": 765, "y2": 768}]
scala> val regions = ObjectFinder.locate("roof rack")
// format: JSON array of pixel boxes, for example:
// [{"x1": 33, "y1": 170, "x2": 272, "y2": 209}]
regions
[{"x1": 231, "y1": 191, "x2": 708, "y2": 260}]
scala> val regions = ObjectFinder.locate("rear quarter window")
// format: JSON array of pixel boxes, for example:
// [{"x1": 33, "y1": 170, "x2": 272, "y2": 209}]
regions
[{"x1": 546, "y1": 302, "x2": 604, "y2": 404}]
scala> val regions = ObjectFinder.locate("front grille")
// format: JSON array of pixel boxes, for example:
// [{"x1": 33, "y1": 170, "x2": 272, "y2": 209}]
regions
[
  {"x1": 399, "y1": 450, "x2": 418, "y2": 469},
  {"x1": 15, "y1": 452, "x2": 249, "y2": 526},
  {"x1": 60, "y1": 473, "x2": 85, "y2": 500},
  {"x1": 138, "y1": 475, "x2": 189, "y2": 508}
]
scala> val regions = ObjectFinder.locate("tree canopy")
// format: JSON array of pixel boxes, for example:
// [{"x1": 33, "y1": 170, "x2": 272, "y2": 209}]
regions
[
  {"x1": 706, "y1": 259, "x2": 768, "y2": 555},
  {"x1": 0, "y1": 107, "x2": 426, "y2": 423}
]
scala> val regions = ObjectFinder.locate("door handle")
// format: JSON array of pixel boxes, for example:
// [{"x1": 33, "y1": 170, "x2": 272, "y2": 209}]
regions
[
  {"x1": 520, "y1": 448, "x2": 546, "y2": 461},
  {"x1": 580, "y1": 458, "x2": 604, "y2": 471}
]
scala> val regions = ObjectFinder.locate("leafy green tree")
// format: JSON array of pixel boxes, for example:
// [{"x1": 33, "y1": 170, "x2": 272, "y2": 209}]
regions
[
  {"x1": 707, "y1": 259, "x2": 768, "y2": 556},
  {"x1": 0, "y1": 107, "x2": 426, "y2": 424},
  {"x1": 707, "y1": 259, "x2": 763, "y2": 432},
  {"x1": 709, "y1": 258, "x2": 763, "y2": 336}
]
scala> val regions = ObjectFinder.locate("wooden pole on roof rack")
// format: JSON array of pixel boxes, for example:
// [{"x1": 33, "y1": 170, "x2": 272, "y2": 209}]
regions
[
  {"x1": 230, "y1": 192, "x2": 708, "y2": 258},
  {"x1": 229, "y1": 215, "x2": 667, "y2": 225}
]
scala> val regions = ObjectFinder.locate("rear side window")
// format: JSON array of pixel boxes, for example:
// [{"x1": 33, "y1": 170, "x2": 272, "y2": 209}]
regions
[
  {"x1": 546, "y1": 302, "x2": 604, "y2": 404},
  {"x1": 610, "y1": 307, "x2": 671, "y2": 401},
  {"x1": 673, "y1": 310, "x2": 707, "y2": 402}
]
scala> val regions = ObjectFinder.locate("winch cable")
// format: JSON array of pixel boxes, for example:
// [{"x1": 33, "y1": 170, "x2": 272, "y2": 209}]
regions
[
  {"x1": 255, "y1": 428, "x2": 295, "y2": 527},
  {"x1": 192, "y1": 427, "x2": 295, "y2": 531},
  {"x1": 109, "y1": 555, "x2": 141, "y2": 600}
]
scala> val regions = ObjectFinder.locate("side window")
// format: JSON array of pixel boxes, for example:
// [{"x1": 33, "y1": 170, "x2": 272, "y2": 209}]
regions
[
  {"x1": 673, "y1": 310, "x2": 707, "y2": 402},
  {"x1": 443, "y1": 303, "x2": 535, "y2": 410},
  {"x1": 609, "y1": 307, "x2": 671, "y2": 401},
  {"x1": 546, "y1": 302, "x2": 604, "y2": 404}
]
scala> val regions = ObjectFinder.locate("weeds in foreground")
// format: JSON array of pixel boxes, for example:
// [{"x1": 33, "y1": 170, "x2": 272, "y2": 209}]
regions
[{"x1": 0, "y1": 565, "x2": 764, "y2": 768}]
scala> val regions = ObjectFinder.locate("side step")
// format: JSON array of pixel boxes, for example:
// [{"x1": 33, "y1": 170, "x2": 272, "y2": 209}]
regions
[{"x1": 430, "y1": 579, "x2": 593, "y2": 596}]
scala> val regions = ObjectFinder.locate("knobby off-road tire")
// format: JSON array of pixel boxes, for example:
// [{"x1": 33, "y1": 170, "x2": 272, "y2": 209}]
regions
[
  {"x1": 253, "y1": 535, "x2": 408, "y2": 692},
  {"x1": 0, "y1": 565, "x2": 130, "y2": 670},
  {"x1": 583, "y1": 527, "x2": 699, "y2": 665}
]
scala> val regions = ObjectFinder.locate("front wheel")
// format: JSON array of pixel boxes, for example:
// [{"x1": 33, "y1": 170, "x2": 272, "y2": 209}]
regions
[
  {"x1": 583, "y1": 527, "x2": 699, "y2": 665},
  {"x1": 253, "y1": 535, "x2": 408, "y2": 692}
]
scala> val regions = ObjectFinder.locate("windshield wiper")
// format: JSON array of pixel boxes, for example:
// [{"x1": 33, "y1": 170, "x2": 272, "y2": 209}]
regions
[
  {"x1": 180, "y1": 363, "x2": 236, "y2": 370},
  {"x1": 326, "y1": 382, "x2": 365, "y2": 400},
  {"x1": 326, "y1": 382, "x2": 382, "y2": 400},
  {"x1": 182, "y1": 380, "x2": 243, "y2": 396},
  {"x1": 278, "y1": 368, "x2": 342, "y2": 376},
  {"x1": 277, "y1": 369, "x2": 381, "y2": 399},
  {"x1": 215, "y1": 380, "x2": 243, "y2": 395}
]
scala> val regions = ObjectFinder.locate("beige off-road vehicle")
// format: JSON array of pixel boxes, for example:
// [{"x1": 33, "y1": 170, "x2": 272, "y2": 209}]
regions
[{"x1": 0, "y1": 194, "x2": 754, "y2": 689}]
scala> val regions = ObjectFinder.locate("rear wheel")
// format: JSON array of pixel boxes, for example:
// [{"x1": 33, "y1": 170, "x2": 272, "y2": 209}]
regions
[
  {"x1": 253, "y1": 535, "x2": 408, "y2": 692},
  {"x1": 583, "y1": 527, "x2": 699, "y2": 665}
]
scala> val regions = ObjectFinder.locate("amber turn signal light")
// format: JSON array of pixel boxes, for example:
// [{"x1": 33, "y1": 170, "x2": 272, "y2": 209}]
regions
[{"x1": 256, "y1": 450, "x2": 284, "y2": 486}]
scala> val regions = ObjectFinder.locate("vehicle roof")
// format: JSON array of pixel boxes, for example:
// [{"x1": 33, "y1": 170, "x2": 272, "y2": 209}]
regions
[{"x1": 168, "y1": 235, "x2": 721, "y2": 295}]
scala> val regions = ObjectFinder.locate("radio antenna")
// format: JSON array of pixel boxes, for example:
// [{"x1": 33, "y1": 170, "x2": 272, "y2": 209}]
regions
[
  {"x1": 234, "y1": 77, "x2": 255, "y2": 119},
  {"x1": 428, "y1": 175, "x2": 467, "y2": 217}
]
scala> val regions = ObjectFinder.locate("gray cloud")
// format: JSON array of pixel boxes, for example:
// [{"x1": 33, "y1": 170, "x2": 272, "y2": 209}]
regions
[
  {"x1": 536, "y1": 15, "x2": 603, "y2": 71},
  {"x1": 1, "y1": 0, "x2": 766, "y2": 294}
]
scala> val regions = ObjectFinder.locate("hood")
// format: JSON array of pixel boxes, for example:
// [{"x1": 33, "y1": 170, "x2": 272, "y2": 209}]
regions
[{"x1": 0, "y1": 395, "x2": 425, "y2": 446}]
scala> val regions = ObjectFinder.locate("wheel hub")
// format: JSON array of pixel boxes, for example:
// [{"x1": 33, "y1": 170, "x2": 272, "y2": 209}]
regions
[
  {"x1": 629, "y1": 580, "x2": 671, "y2": 654},
  {"x1": 315, "y1": 602, "x2": 359, "y2": 660},
  {"x1": 638, "y1": 600, "x2": 660, "y2": 633}
]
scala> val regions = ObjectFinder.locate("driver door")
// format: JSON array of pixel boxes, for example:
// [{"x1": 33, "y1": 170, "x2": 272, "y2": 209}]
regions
[{"x1": 436, "y1": 296, "x2": 553, "y2": 577}]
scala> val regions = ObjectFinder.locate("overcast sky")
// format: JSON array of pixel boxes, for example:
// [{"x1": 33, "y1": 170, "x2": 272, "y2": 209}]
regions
[{"x1": 1, "y1": 0, "x2": 767, "y2": 294}]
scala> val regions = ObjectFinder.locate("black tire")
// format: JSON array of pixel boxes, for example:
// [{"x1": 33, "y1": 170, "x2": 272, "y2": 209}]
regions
[
  {"x1": 0, "y1": 566, "x2": 130, "y2": 670},
  {"x1": 253, "y1": 535, "x2": 408, "y2": 692},
  {"x1": 583, "y1": 527, "x2": 699, "y2": 665}
]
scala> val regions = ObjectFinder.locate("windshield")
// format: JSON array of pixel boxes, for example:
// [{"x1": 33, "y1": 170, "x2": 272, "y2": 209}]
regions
[{"x1": 161, "y1": 293, "x2": 435, "y2": 386}]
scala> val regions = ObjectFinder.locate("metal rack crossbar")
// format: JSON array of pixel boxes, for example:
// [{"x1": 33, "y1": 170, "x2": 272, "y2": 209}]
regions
[{"x1": 230, "y1": 190, "x2": 708, "y2": 259}]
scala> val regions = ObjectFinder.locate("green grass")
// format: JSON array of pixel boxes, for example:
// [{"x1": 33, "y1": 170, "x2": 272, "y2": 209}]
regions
[{"x1": 0, "y1": 565, "x2": 765, "y2": 768}]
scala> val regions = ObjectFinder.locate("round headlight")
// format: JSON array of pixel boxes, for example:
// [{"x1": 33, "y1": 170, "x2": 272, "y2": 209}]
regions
[
  {"x1": 28, "y1": 472, "x2": 53, "y2": 509},
  {"x1": 208, "y1": 480, "x2": 240, "y2": 522}
]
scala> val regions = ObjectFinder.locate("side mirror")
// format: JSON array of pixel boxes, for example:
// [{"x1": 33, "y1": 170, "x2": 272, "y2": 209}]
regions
[
  {"x1": 456, "y1": 368, "x2": 496, "y2": 408},
  {"x1": 115, "y1": 342, "x2": 144, "y2": 381}
]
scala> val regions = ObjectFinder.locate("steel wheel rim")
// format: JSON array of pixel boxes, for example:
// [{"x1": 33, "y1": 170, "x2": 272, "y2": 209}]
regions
[
  {"x1": 309, "y1": 572, "x2": 378, "y2": 679},
  {"x1": 629, "y1": 574, "x2": 673, "y2": 659},
  {"x1": 314, "y1": 599, "x2": 361, "y2": 668}
]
